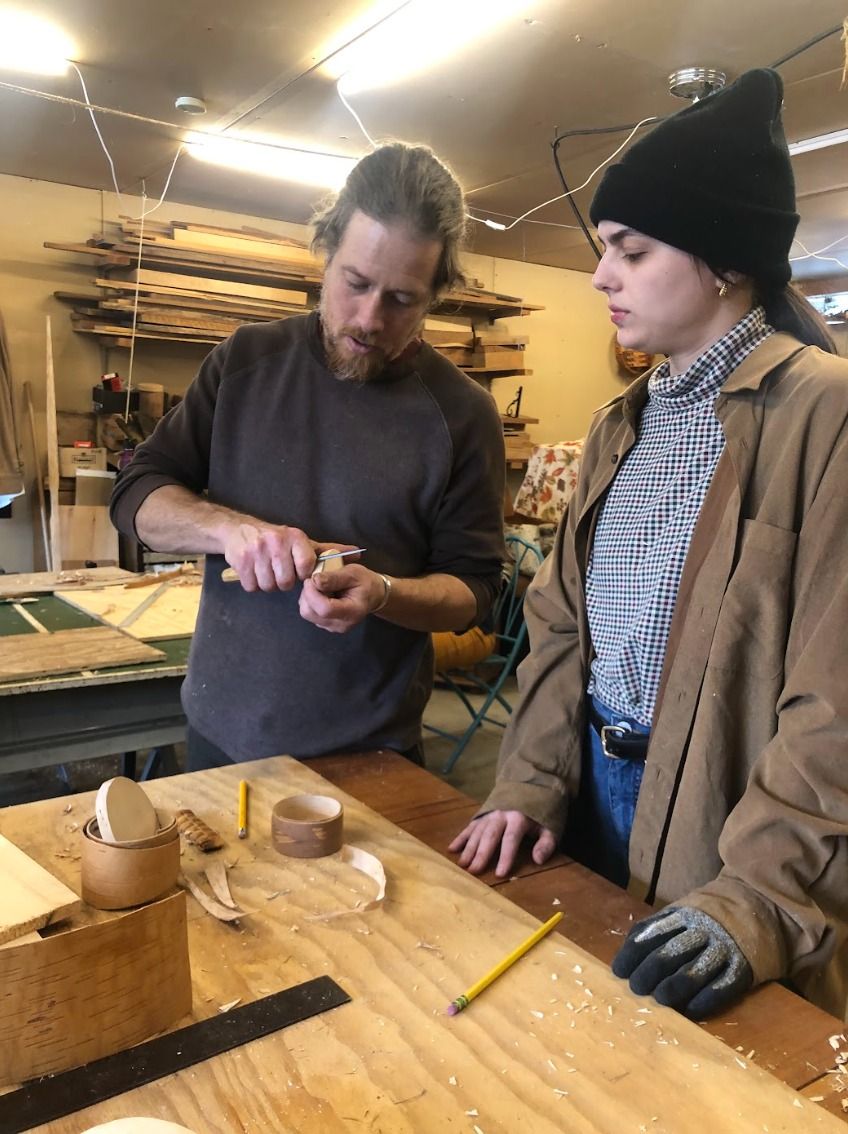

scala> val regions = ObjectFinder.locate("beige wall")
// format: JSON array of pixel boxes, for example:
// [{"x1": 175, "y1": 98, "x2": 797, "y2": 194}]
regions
[
  {"x1": 0, "y1": 172, "x2": 617, "y2": 572},
  {"x1": 462, "y1": 251, "x2": 624, "y2": 444}
]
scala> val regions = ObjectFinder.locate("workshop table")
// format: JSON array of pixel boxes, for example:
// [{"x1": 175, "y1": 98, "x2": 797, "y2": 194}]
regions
[
  {"x1": 0, "y1": 594, "x2": 188, "y2": 775},
  {"x1": 1, "y1": 753, "x2": 845, "y2": 1131}
]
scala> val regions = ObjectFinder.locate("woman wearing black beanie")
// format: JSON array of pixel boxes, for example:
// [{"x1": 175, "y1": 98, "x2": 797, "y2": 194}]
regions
[{"x1": 452, "y1": 69, "x2": 848, "y2": 1023}]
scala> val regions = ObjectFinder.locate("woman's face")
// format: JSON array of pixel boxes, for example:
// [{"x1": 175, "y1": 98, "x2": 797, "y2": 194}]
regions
[{"x1": 592, "y1": 221, "x2": 725, "y2": 370}]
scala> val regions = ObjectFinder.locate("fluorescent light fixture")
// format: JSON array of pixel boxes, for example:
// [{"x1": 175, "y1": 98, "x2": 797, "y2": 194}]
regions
[
  {"x1": 331, "y1": 0, "x2": 532, "y2": 95},
  {"x1": 186, "y1": 134, "x2": 356, "y2": 189},
  {"x1": 787, "y1": 129, "x2": 848, "y2": 157},
  {"x1": 0, "y1": 9, "x2": 73, "y2": 75}
]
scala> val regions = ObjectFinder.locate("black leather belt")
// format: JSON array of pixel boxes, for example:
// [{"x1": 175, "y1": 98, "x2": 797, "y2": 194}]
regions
[{"x1": 589, "y1": 704, "x2": 650, "y2": 760}]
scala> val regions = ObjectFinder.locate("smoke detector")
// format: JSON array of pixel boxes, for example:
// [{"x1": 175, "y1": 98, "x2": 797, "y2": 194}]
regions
[
  {"x1": 175, "y1": 95, "x2": 207, "y2": 115},
  {"x1": 668, "y1": 67, "x2": 726, "y2": 102}
]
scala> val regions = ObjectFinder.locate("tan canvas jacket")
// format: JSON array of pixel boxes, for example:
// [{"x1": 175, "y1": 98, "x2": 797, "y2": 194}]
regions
[{"x1": 482, "y1": 334, "x2": 848, "y2": 1019}]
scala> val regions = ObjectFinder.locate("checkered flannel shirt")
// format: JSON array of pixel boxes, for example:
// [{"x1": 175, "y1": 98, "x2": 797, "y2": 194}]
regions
[{"x1": 586, "y1": 307, "x2": 773, "y2": 726}]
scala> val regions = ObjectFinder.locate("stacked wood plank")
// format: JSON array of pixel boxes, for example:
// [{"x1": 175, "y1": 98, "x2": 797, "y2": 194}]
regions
[{"x1": 47, "y1": 218, "x2": 542, "y2": 348}]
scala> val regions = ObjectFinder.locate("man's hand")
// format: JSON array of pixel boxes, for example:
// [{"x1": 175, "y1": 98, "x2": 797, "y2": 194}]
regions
[
  {"x1": 223, "y1": 522, "x2": 359, "y2": 593},
  {"x1": 299, "y1": 563, "x2": 382, "y2": 633},
  {"x1": 449, "y1": 810, "x2": 558, "y2": 878},
  {"x1": 612, "y1": 906, "x2": 753, "y2": 1019}
]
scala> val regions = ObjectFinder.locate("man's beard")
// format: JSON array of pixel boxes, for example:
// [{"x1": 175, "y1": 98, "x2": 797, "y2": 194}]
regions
[{"x1": 319, "y1": 296, "x2": 388, "y2": 384}]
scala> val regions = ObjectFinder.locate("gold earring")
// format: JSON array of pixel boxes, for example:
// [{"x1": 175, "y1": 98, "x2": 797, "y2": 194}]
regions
[{"x1": 717, "y1": 281, "x2": 730, "y2": 299}]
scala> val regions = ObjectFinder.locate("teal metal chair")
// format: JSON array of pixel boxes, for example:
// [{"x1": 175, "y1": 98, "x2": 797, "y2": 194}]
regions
[{"x1": 426, "y1": 534, "x2": 544, "y2": 774}]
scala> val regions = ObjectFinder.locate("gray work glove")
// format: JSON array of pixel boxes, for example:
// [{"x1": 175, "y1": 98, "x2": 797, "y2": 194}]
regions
[{"x1": 612, "y1": 906, "x2": 753, "y2": 1020}]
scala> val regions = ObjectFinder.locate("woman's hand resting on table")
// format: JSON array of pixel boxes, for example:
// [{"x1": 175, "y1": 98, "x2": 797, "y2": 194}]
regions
[{"x1": 449, "y1": 810, "x2": 558, "y2": 878}]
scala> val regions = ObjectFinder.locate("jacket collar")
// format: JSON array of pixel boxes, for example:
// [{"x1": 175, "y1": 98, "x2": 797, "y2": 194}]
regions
[{"x1": 599, "y1": 332, "x2": 807, "y2": 420}]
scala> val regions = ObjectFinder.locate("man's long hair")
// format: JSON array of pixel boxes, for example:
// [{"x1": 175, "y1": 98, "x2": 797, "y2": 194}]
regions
[{"x1": 311, "y1": 142, "x2": 467, "y2": 297}]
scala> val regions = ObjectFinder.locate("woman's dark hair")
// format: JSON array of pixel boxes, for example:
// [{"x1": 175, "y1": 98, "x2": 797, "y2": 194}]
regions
[
  {"x1": 709, "y1": 264, "x2": 836, "y2": 353},
  {"x1": 755, "y1": 283, "x2": 837, "y2": 353}
]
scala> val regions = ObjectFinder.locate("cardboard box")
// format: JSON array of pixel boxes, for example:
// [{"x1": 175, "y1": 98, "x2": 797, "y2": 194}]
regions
[
  {"x1": 59, "y1": 446, "x2": 107, "y2": 478},
  {"x1": 75, "y1": 468, "x2": 116, "y2": 506}
]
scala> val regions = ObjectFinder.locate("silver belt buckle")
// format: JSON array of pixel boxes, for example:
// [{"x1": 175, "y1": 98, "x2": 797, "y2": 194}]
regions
[{"x1": 600, "y1": 722, "x2": 631, "y2": 759}]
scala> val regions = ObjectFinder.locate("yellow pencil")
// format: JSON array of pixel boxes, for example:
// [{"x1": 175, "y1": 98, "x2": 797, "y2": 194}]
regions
[
  {"x1": 446, "y1": 911, "x2": 564, "y2": 1015},
  {"x1": 237, "y1": 779, "x2": 249, "y2": 839}
]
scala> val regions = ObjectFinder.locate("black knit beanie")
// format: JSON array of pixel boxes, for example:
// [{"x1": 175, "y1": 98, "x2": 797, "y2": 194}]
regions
[{"x1": 589, "y1": 69, "x2": 799, "y2": 288}]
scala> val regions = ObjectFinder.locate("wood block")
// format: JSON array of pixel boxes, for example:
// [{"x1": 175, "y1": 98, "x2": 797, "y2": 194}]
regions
[
  {"x1": 58, "y1": 504, "x2": 119, "y2": 567},
  {"x1": 0, "y1": 626, "x2": 165, "y2": 682},
  {"x1": 0, "y1": 833, "x2": 81, "y2": 945},
  {"x1": 0, "y1": 892, "x2": 191, "y2": 1084}
]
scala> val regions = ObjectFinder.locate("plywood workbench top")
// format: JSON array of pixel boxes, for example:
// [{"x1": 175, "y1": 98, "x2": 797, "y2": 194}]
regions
[{"x1": 1, "y1": 756, "x2": 845, "y2": 1133}]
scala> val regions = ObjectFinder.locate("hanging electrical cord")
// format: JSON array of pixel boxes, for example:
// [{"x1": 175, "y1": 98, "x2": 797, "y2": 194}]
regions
[
  {"x1": 467, "y1": 207, "x2": 579, "y2": 231},
  {"x1": 69, "y1": 61, "x2": 123, "y2": 205},
  {"x1": 124, "y1": 190, "x2": 147, "y2": 421},
  {"x1": 468, "y1": 117, "x2": 656, "y2": 236},
  {"x1": 336, "y1": 81, "x2": 378, "y2": 148},
  {"x1": 790, "y1": 235, "x2": 848, "y2": 273}
]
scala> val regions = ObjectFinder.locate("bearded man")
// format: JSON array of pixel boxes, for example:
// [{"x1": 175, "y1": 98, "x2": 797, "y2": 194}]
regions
[{"x1": 110, "y1": 143, "x2": 506, "y2": 768}]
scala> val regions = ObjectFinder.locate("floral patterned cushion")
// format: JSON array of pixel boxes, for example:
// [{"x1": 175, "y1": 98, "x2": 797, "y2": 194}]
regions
[{"x1": 513, "y1": 440, "x2": 584, "y2": 524}]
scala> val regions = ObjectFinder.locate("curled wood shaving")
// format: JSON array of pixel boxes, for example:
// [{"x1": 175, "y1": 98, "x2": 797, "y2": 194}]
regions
[
  {"x1": 178, "y1": 872, "x2": 247, "y2": 921},
  {"x1": 205, "y1": 859, "x2": 238, "y2": 908}
]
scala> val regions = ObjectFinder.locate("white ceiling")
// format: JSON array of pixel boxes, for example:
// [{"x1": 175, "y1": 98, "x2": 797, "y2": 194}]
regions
[{"x1": 0, "y1": 0, "x2": 846, "y2": 280}]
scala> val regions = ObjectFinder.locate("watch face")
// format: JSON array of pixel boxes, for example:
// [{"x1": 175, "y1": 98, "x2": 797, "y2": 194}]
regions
[{"x1": 614, "y1": 339, "x2": 655, "y2": 376}]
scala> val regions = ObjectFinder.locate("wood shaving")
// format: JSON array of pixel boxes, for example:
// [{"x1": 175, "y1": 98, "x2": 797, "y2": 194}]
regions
[
  {"x1": 205, "y1": 859, "x2": 239, "y2": 908},
  {"x1": 416, "y1": 940, "x2": 443, "y2": 955},
  {"x1": 552, "y1": 898, "x2": 561, "y2": 906},
  {"x1": 218, "y1": 998, "x2": 241, "y2": 1012},
  {"x1": 465, "y1": 1109, "x2": 479, "y2": 1116},
  {"x1": 829, "y1": 1034, "x2": 846, "y2": 1050},
  {"x1": 735, "y1": 1057, "x2": 747, "y2": 1069},
  {"x1": 809, "y1": 1096, "x2": 824, "y2": 1103},
  {"x1": 553, "y1": 1089, "x2": 569, "y2": 1097},
  {"x1": 178, "y1": 872, "x2": 246, "y2": 921},
  {"x1": 792, "y1": 1099, "x2": 802, "y2": 1108},
  {"x1": 448, "y1": 1076, "x2": 457, "y2": 1086},
  {"x1": 530, "y1": 1010, "x2": 544, "y2": 1019}
]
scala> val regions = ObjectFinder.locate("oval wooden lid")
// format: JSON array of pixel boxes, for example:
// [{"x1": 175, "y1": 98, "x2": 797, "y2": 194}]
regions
[{"x1": 94, "y1": 776, "x2": 159, "y2": 844}]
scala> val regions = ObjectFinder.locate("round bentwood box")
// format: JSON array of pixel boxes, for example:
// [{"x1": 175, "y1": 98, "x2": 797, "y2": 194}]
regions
[
  {"x1": 271, "y1": 794, "x2": 344, "y2": 859},
  {"x1": 86, "y1": 812, "x2": 177, "y2": 849},
  {"x1": 81, "y1": 816, "x2": 180, "y2": 909}
]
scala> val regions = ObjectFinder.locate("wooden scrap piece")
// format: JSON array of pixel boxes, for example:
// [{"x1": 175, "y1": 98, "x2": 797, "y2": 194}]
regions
[
  {"x1": 0, "y1": 833, "x2": 81, "y2": 945},
  {"x1": 0, "y1": 626, "x2": 165, "y2": 683},
  {"x1": 175, "y1": 809, "x2": 224, "y2": 851}
]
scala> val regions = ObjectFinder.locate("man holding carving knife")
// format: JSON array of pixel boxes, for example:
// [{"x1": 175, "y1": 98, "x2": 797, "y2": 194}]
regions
[{"x1": 110, "y1": 143, "x2": 505, "y2": 769}]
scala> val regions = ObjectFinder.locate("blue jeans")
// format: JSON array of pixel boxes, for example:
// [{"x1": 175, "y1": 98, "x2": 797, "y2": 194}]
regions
[{"x1": 575, "y1": 695, "x2": 650, "y2": 888}]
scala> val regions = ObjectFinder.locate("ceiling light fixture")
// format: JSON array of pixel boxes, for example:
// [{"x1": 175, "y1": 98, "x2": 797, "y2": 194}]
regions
[
  {"x1": 787, "y1": 128, "x2": 848, "y2": 156},
  {"x1": 0, "y1": 9, "x2": 73, "y2": 76},
  {"x1": 185, "y1": 134, "x2": 356, "y2": 189},
  {"x1": 332, "y1": 0, "x2": 533, "y2": 96},
  {"x1": 175, "y1": 95, "x2": 207, "y2": 115},
  {"x1": 668, "y1": 67, "x2": 726, "y2": 102}
]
